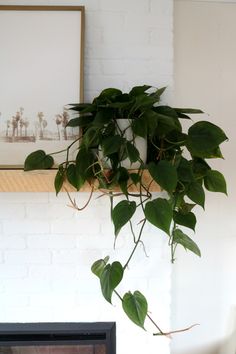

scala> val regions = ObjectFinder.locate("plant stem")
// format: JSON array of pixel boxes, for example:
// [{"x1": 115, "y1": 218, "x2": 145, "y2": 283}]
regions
[
  {"x1": 147, "y1": 314, "x2": 164, "y2": 335},
  {"x1": 123, "y1": 219, "x2": 146, "y2": 270}
]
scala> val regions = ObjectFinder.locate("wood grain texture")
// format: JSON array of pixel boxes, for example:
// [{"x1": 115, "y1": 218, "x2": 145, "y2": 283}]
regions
[{"x1": 0, "y1": 170, "x2": 160, "y2": 193}]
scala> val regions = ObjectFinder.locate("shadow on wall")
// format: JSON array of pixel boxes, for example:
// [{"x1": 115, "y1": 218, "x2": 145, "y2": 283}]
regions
[{"x1": 178, "y1": 307, "x2": 236, "y2": 354}]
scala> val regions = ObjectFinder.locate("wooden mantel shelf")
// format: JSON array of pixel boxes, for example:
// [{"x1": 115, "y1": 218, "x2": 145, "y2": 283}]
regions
[{"x1": 0, "y1": 170, "x2": 160, "y2": 192}]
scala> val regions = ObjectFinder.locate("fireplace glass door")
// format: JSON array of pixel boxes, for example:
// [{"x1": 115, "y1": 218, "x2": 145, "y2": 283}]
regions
[
  {"x1": 0, "y1": 323, "x2": 115, "y2": 354},
  {"x1": 0, "y1": 344, "x2": 106, "y2": 354}
]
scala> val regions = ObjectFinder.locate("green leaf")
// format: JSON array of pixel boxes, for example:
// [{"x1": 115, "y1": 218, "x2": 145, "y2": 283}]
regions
[
  {"x1": 154, "y1": 112, "x2": 181, "y2": 134},
  {"x1": 102, "y1": 135, "x2": 123, "y2": 156},
  {"x1": 173, "y1": 211, "x2": 196, "y2": 231},
  {"x1": 126, "y1": 142, "x2": 140, "y2": 163},
  {"x1": 176, "y1": 113, "x2": 191, "y2": 119},
  {"x1": 148, "y1": 161, "x2": 178, "y2": 193},
  {"x1": 143, "y1": 110, "x2": 159, "y2": 133},
  {"x1": 174, "y1": 108, "x2": 204, "y2": 114},
  {"x1": 98, "y1": 88, "x2": 122, "y2": 100},
  {"x1": 24, "y1": 150, "x2": 54, "y2": 171},
  {"x1": 177, "y1": 157, "x2": 194, "y2": 183},
  {"x1": 100, "y1": 262, "x2": 123, "y2": 303},
  {"x1": 133, "y1": 94, "x2": 157, "y2": 111},
  {"x1": 130, "y1": 173, "x2": 141, "y2": 185},
  {"x1": 54, "y1": 168, "x2": 64, "y2": 195},
  {"x1": 192, "y1": 158, "x2": 210, "y2": 178},
  {"x1": 66, "y1": 164, "x2": 83, "y2": 190},
  {"x1": 173, "y1": 229, "x2": 201, "y2": 257},
  {"x1": 76, "y1": 149, "x2": 94, "y2": 179},
  {"x1": 69, "y1": 103, "x2": 96, "y2": 113},
  {"x1": 152, "y1": 86, "x2": 166, "y2": 100},
  {"x1": 155, "y1": 105, "x2": 178, "y2": 118},
  {"x1": 144, "y1": 198, "x2": 173, "y2": 235},
  {"x1": 66, "y1": 116, "x2": 93, "y2": 127},
  {"x1": 91, "y1": 256, "x2": 109, "y2": 278},
  {"x1": 187, "y1": 121, "x2": 228, "y2": 157},
  {"x1": 116, "y1": 167, "x2": 129, "y2": 195},
  {"x1": 186, "y1": 182, "x2": 205, "y2": 208},
  {"x1": 111, "y1": 200, "x2": 136, "y2": 236},
  {"x1": 93, "y1": 109, "x2": 113, "y2": 126},
  {"x1": 122, "y1": 291, "x2": 148, "y2": 329},
  {"x1": 204, "y1": 170, "x2": 227, "y2": 195},
  {"x1": 129, "y1": 85, "x2": 152, "y2": 96},
  {"x1": 180, "y1": 202, "x2": 196, "y2": 214},
  {"x1": 131, "y1": 116, "x2": 148, "y2": 138},
  {"x1": 82, "y1": 127, "x2": 99, "y2": 148}
]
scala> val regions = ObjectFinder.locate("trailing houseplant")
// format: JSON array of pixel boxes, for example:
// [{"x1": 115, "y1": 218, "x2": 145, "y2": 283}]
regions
[{"x1": 24, "y1": 85, "x2": 228, "y2": 335}]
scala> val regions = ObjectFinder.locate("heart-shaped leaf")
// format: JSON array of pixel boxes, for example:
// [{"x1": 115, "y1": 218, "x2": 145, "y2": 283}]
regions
[
  {"x1": 112, "y1": 200, "x2": 136, "y2": 236},
  {"x1": 186, "y1": 182, "x2": 205, "y2": 208},
  {"x1": 148, "y1": 161, "x2": 178, "y2": 193},
  {"x1": 173, "y1": 211, "x2": 196, "y2": 232},
  {"x1": 173, "y1": 229, "x2": 201, "y2": 257},
  {"x1": 144, "y1": 198, "x2": 172, "y2": 235},
  {"x1": 122, "y1": 291, "x2": 148, "y2": 329},
  {"x1": 54, "y1": 168, "x2": 64, "y2": 195},
  {"x1": 131, "y1": 116, "x2": 148, "y2": 138},
  {"x1": 204, "y1": 170, "x2": 227, "y2": 195},
  {"x1": 126, "y1": 141, "x2": 140, "y2": 163},
  {"x1": 66, "y1": 164, "x2": 83, "y2": 191},
  {"x1": 91, "y1": 256, "x2": 109, "y2": 278},
  {"x1": 187, "y1": 121, "x2": 228, "y2": 157},
  {"x1": 24, "y1": 150, "x2": 54, "y2": 171},
  {"x1": 102, "y1": 135, "x2": 124, "y2": 156},
  {"x1": 100, "y1": 262, "x2": 123, "y2": 303}
]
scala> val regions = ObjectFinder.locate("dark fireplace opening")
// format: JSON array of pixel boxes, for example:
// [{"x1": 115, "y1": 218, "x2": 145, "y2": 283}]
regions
[{"x1": 0, "y1": 323, "x2": 116, "y2": 354}]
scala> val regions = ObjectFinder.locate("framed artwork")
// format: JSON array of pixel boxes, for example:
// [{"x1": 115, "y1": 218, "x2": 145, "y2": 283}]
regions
[{"x1": 0, "y1": 5, "x2": 84, "y2": 168}]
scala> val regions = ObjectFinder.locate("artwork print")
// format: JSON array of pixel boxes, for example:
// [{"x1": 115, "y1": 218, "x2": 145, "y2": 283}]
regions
[{"x1": 0, "y1": 6, "x2": 84, "y2": 167}]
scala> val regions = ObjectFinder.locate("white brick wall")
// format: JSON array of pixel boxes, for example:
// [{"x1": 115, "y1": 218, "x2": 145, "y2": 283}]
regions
[{"x1": 0, "y1": 1, "x2": 173, "y2": 353}]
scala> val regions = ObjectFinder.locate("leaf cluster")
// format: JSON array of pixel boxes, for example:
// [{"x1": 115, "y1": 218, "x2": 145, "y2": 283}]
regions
[{"x1": 24, "y1": 85, "x2": 228, "y2": 333}]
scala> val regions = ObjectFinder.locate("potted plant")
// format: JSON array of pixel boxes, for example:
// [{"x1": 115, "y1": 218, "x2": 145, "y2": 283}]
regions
[{"x1": 24, "y1": 85, "x2": 228, "y2": 335}]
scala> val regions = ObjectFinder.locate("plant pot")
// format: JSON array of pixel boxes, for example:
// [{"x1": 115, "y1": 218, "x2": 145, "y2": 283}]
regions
[{"x1": 100, "y1": 118, "x2": 147, "y2": 169}]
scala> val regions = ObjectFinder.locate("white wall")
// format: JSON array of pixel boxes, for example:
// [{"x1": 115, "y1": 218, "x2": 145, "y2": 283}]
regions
[
  {"x1": 0, "y1": 1, "x2": 174, "y2": 354},
  {"x1": 172, "y1": 1, "x2": 236, "y2": 353}
]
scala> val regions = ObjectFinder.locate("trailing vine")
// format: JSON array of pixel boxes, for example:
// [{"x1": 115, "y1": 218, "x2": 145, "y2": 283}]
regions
[{"x1": 24, "y1": 85, "x2": 228, "y2": 335}]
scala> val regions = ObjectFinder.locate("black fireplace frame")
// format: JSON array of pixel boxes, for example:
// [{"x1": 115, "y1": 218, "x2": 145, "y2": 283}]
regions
[{"x1": 0, "y1": 322, "x2": 116, "y2": 354}]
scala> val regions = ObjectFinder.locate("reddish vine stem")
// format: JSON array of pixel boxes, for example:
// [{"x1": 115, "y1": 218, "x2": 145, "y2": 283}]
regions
[{"x1": 66, "y1": 185, "x2": 94, "y2": 211}]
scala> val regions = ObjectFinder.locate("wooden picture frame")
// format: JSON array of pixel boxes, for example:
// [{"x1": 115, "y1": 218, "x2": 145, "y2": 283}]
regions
[{"x1": 0, "y1": 5, "x2": 84, "y2": 169}]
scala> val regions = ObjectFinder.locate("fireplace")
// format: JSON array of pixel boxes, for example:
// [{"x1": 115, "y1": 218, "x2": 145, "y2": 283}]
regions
[{"x1": 0, "y1": 323, "x2": 116, "y2": 354}]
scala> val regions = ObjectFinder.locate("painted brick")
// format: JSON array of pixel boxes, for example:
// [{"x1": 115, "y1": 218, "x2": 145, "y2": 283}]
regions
[
  {"x1": 29, "y1": 293, "x2": 76, "y2": 308},
  {"x1": 0, "y1": 265, "x2": 27, "y2": 278},
  {"x1": 51, "y1": 218, "x2": 99, "y2": 235},
  {"x1": 29, "y1": 265, "x2": 76, "y2": 279},
  {"x1": 84, "y1": 59, "x2": 102, "y2": 75},
  {"x1": 27, "y1": 234, "x2": 76, "y2": 249},
  {"x1": 52, "y1": 249, "x2": 102, "y2": 265},
  {"x1": 3, "y1": 220, "x2": 50, "y2": 235},
  {"x1": 26, "y1": 203, "x2": 75, "y2": 219},
  {"x1": 1, "y1": 306, "x2": 54, "y2": 322},
  {"x1": 100, "y1": 0, "x2": 149, "y2": 13},
  {"x1": 55, "y1": 0, "x2": 101, "y2": 11},
  {"x1": 0, "y1": 294, "x2": 29, "y2": 307},
  {"x1": 3, "y1": 278, "x2": 51, "y2": 294},
  {"x1": 0, "y1": 192, "x2": 49, "y2": 203},
  {"x1": 4, "y1": 250, "x2": 51, "y2": 265},
  {"x1": 0, "y1": 236, "x2": 26, "y2": 249},
  {"x1": 86, "y1": 12, "x2": 125, "y2": 30},
  {"x1": 85, "y1": 27, "x2": 103, "y2": 46},
  {"x1": 101, "y1": 60, "x2": 125, "y2": 75},
  {"x1": 0, "y1": 204, "x2": 25, "y2": 219},
  {"x1": 150, "y1": 0, "x2": 173, "y2": 16}
]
